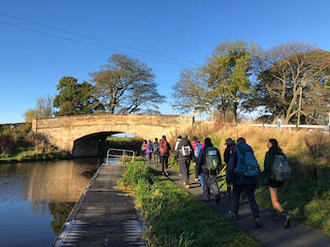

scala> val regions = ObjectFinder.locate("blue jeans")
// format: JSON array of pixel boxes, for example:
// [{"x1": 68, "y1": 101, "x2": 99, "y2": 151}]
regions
[{"x1": 153, "y1": 152, "x2": 160, "y2": 166}]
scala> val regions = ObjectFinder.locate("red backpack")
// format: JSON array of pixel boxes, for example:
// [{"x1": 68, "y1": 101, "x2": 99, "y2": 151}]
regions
[{"x1": 159, "y1": 140, "x2": 168, "y2": 155}]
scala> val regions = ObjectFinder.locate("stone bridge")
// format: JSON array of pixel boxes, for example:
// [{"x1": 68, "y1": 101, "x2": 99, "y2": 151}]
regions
[{"x1": 32, "y1": 114, "x2": 193, "y2": 157}]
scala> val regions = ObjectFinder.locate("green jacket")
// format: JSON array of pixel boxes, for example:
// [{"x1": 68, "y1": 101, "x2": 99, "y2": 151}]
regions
[{"x1": 264, "y1": 147, "x2": 286, "y2": 180}]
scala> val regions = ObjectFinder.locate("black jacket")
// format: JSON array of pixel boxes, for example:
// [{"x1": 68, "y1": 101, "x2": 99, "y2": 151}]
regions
[
  {"x1": 176, "y1": 138, "x2": 194, "y2": 161},
  {"x1": 197, "y1": 143, "x2": 222, "y2": 175},
  {"x1": 224, "y1": 144, "x2": 235, "y2": 164}
]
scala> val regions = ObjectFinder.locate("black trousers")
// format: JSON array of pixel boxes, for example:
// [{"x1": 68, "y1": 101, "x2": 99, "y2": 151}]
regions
[
  {"x1": 179, "y1": 159, "x2": 190, "y2": 184},
  {"x1": 232, "y1": 184, "x2": 260, "y2": 218},
  {"x1": 159, "y1": 155, "x2": 169, "y2": 172}
]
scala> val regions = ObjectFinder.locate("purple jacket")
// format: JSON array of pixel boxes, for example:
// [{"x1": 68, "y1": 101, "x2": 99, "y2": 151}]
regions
[{"x1": 146, "y1": 142, "x2": 153, "y2": 154}]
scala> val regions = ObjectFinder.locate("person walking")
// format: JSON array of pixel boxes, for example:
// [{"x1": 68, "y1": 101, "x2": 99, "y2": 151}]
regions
[
  {"x1": 192, "y1": 136, "x2": 202, "y2": 182},
  {"x1": 146, "y1": 140, "x2": 153, "y2": 163},
  {"x1": 197, "y1": 138, "x2": 222, "y2": 203},
  {"x1": 176, "y1": 134, "x2": 193, "y2": 188},
  {"x1": 264, "y1": 138, "x2": 291, "y2": 228},
  {"x1": 152, "y1": 138, "x2": 160, "y2": 167},
  {"x1": 175, "y1": 135, "x2": 183, "y2": 175},
  {"x1": 226, "y1": 137, "x2": 262, "y2": 229},
  {"x1": 224, "y1": 138, "x2": 236, "y2": 198},
  {"x1": 141, "y1": 140, "x2": 147, "y2": 158},
  {"x1": 159, "y1": 135, "x2": 171, "y2": 176}
]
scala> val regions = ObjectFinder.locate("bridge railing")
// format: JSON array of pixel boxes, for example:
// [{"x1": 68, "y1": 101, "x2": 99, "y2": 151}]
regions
[{"x1": 106, "y1": 148, "x2": 135, "y2": 165}]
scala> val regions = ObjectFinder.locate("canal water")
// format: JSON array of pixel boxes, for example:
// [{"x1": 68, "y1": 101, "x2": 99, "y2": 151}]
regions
[{"x1": 0, "y1": 158, "x2": 101, "y2": 247}]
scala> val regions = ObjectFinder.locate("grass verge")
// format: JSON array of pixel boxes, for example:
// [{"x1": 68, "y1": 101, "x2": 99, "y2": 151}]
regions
[
  {"x1": 255, "y1": 179, "x2": 330, "y2": 234},
  {"x1": 118, "y1": 159, "x2": 259, "y2": 247}
]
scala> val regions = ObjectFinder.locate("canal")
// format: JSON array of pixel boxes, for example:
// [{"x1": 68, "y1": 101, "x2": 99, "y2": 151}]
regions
[{"x1": 0, "y1": 158, "x2": 101, "y2": 247}]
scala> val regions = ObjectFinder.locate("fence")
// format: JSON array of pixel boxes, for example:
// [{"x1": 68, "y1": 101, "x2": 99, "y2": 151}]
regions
[{"x1": 105, "y1": 148, "x2": 135, "y2": 165}]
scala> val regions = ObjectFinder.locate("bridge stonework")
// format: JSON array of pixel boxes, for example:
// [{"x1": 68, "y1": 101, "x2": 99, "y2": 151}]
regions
[{"x1": 32, "y1": 114, "x2": 193, "y2": 157}]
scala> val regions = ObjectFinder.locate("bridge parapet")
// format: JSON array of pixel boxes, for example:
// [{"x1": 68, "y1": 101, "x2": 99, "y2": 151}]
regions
[{"x1": 32, "y1": 114, "x2": 193, "y2": 156}]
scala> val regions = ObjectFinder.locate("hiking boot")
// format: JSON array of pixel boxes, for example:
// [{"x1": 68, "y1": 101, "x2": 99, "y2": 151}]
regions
[
  {"x1": 271, "y1": 209, "x2": 279, "y2": 221},
  {"x1": 254, "y1": 218, "x2": 262, "y2": 229},
  {"x1": 215, "y1": 194, "x2": 221, "y2": 204},
  {"x1": 227, "y1": 211, "x2": 238, "y2": 221},
  {"x1": 283, "y1": 215, "x2": 291, "y2": 228}
]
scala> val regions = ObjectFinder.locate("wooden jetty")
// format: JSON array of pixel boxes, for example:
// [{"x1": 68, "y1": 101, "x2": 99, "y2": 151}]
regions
[{"x1": 53, "y1": 163, "x2": 145, "y2": 247}]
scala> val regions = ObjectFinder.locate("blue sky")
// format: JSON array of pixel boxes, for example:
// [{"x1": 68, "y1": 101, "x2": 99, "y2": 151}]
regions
[{"x1": 1, "y1": 0, "x2": 329, "y2": 124}]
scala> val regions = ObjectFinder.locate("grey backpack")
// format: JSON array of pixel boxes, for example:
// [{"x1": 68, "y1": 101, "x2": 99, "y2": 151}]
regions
[{"x1": 272, "y1": 155, "x2": 291, "y2": 181}]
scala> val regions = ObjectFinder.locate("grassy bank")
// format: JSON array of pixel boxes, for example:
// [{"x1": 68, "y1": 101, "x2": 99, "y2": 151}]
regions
[
  {"x1": 118, "y1": 159, "x2": 259, "y2": 247},
  {"x1": 0, "y1": 122, "x2": 71, "y2": 163},
  {"x1": 167, "y1": 124, "x2": 330, "y2": 234}
]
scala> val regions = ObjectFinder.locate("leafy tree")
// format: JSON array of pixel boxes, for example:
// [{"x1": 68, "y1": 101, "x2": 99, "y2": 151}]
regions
[
  {"x1": 90, "y1": 54, "x2": 165, "y2": 114},
  {"x1": 171, "y1": 68, "x2": 213, "y2": 117},
  {"x1": 244, "y1": 42, "x2": 330, "y2": 124},
  {"x1": 54, "y1": 76, "x2": 103, "y2": 116},
  {"x1": 203, "y1": 41, "x2": 253, "y2": 122},
  {"x1": 24, "y1": 95, "x2": 54, "y2": 122}
]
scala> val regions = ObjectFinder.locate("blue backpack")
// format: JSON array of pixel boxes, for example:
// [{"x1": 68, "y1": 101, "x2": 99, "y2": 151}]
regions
[
  {"x1": 236, "y1": 144, "x2": 260, "y2": 177},
  {"x1": 195, "y1": 144, "x2": 203, "y2": 157}
]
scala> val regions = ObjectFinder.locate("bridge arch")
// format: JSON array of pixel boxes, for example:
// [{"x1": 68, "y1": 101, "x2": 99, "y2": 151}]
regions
[{"x1": 32, "y1": 114, "x2": 193, "y2": 157}]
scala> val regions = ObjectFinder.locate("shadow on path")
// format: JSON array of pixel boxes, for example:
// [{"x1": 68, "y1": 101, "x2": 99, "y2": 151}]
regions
[{"x1": 150, "y1": 163, "x2": 330, "y2": 247}]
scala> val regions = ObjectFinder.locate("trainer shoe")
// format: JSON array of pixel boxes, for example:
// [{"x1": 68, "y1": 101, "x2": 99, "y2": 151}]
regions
[
  {"x1": 227, "y1": 211, "x2": 238, "y2": 221},
  {"x1": 254, "y1": 218, "x2": 263, "y2": 229},
  {"x1": 284, "y1": 215, "x2": 291, "y2": 228}
]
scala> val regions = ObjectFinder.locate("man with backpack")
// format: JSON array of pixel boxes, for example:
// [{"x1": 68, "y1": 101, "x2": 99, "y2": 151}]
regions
[
  {"x1": 192, "y1": 136, "x2": 202, "y2": 182},
  {"x1": 159, "y1": 135, "x2": 171, "y2": 176},
  {"x1": 176, "y1": 134, "x2": 193, "y2": 188},
  {"x1": 197, "y1": 138, "x2": 222, "y2": 203},
  {"x1": 152, "y1": 138, "x2": 160, "y2": 167},
  {"x1": 226, "y1": 137, "x2": 262, "y2": 229}
]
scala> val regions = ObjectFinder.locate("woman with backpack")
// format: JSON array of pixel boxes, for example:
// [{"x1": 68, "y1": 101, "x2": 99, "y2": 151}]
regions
[
  {"x1": 264, "y1": 138, "x2": 291, "y2": 228},
  {"x1": 146, "y1": 140, "x2": 153, "y2": 163},
  {"x1": 159, "y1": 135, "x2": 171, "y2": 176}
]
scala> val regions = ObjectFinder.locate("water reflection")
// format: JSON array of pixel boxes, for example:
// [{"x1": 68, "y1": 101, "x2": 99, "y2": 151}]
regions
[{"x1": 0, "y1": 158, "x2": 100, "y2": 247}]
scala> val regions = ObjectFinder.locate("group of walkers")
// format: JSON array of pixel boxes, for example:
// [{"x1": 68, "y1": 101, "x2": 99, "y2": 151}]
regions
[
  {"x1": 141, "y1": 134, "x2": 291, "y2": 229},
  {"x1": 141, "y1": 136, "x2": 171, "y2": 175}
]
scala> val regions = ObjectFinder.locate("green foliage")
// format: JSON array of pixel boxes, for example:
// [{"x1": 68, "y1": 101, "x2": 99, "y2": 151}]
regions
[
  {"x1": 0, "y1": 133, "x2": 16, "y2": 154},
  {"x1": 118, "y1": 161, "x2": 259, "y2": 247},
  {"x1": 244, "y1": 42, "x2": 330, "y2": 124},
  {"x1": 0, "y1": 123, "x2": 70, "y2": 162},
  {"x1": 54, "y1": 76, "x2": 103, "y2": 116},
  {"x1": 90, "y1": 54, "x2": 165, "y2": 114},
  {"x1": 24, "y1": 95, "x2": 54, "y2": 122},
  {"x1": 171, "y1": 68, "x2": 213, "y2": 117},
  {"x1": 203, "y1": 41, "x2": 254, "y2": 122}
]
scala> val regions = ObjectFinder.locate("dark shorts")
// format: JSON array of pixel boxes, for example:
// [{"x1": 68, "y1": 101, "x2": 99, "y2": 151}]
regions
[{"x1": 268, "y1": 179, "x2": 284, "y2": 188}]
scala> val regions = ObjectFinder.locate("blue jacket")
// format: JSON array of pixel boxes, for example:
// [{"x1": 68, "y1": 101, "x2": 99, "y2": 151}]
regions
[{"x1": 226, "y1": 144, "x2": 258, "y2": 185}]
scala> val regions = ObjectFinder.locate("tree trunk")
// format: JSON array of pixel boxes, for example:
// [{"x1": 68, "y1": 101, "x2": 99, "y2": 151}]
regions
[{"x1": 233, "y1": 102, "x2": 238, "y2": 123}]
